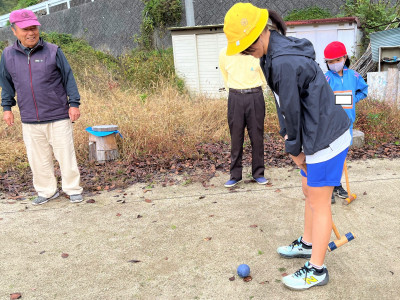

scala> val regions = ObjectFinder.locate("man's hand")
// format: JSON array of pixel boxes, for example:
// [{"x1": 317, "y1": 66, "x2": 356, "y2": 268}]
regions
[
  {"x1": 3, "y1": 111, "x2": 14, "y2": 126},
  {"x1": 69, "y1": 107, "x2": 80, "y2": 122},
  {"x1": 290, "y1": 152, "x2": 307, "y2": 174}
]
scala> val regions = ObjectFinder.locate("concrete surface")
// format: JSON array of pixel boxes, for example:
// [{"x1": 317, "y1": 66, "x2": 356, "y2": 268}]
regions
[{"x1": 1, "y1": 158, "x2": 400, "y2": 299}]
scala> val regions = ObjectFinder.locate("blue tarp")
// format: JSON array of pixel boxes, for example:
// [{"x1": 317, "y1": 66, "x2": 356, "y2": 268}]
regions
[{"x1": 85, "y1": 127, "x2": 123, "y2": 138}]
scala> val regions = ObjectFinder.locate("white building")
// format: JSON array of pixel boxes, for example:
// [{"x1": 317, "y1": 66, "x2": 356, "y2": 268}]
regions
[{"x1": 170, "y1": 17, "x2": 361, "y2": 98}]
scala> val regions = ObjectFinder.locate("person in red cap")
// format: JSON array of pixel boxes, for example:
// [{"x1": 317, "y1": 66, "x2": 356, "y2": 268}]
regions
[
  {"x1": 324, "y1": 41, "x2": 368, "y2": 203},
  {"x1": 0, "y1": 9, "x2": 83, "y2": 205},
  {"x1": 223, "y1": 3, "x2": 352, "y2": 290}
]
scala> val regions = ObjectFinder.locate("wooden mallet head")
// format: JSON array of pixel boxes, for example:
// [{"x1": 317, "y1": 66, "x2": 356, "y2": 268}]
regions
[
  {"x1": 343, "y1": 193, "x2": 357, "y2": 205},
  {"x1": 328, "y1": 232, "x2": 355, "y2": 252}
]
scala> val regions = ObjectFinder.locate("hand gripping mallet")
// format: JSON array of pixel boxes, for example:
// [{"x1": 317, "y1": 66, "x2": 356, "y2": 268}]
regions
[
  {"x1": 343, "y1": 160, "x2": 357, "y2": 205},
  {"x1": 328, "y1": 222, "x2": 355, "y2": 251}
]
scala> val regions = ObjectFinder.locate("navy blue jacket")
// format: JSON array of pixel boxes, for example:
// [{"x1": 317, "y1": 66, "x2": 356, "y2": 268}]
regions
[
  {"x1": 0, "y1": 38, "x2": 80, "y2": 123},
  {"x1": 261, "y1": 31, "x2": 350, "y2": 156}
]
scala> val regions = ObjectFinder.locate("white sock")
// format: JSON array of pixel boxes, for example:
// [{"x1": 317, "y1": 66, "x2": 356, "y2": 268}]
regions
[
  {"x1": 309, "y1": 262, "x2": 323, "y2": 270},
  {"x1": 301, "y1": 238, "x2": 312, "y2": 246}
]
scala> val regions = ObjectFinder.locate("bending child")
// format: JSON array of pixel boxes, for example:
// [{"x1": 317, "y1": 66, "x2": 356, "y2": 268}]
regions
[{"x1": 223, "y1": 3, "x2": 351, "y2": 290}]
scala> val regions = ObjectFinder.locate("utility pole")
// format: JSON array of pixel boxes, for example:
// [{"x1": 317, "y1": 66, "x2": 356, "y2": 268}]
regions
[{"x1": 185, "y1": 0, "x2": 195, "y2": 26}]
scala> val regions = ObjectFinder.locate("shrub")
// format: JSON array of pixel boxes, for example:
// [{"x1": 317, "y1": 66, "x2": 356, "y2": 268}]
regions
[
  {"x1": 284, "y1": 6, "x2": 333, "y2": 21},
  {"x1": 340, "y1": 0, "x2": 400, "y2": 47},
  {"x1": 355, "y1": 98, "x2": 400, "y2": 145}
]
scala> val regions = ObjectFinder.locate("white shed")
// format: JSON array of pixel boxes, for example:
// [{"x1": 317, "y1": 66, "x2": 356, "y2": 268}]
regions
[
  {"x1": 170, "y1": 17, "x2": 361, "y2": 98},
  {"x1": 170, "y1": 25, "x2": 227, "y2": 98},
  {"x1": 286, "y1": 17, "x2": 361, "y2": 72}
]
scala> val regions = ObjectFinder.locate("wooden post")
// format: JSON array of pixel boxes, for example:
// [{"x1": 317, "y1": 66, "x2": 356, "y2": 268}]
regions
[{"x1": 88, "y1": 125, "x2": 119, "y2": 163}]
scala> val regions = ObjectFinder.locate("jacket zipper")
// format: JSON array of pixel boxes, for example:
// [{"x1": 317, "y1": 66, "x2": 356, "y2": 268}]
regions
[{"x1": 27, "y1": 49, "x2": 40, "y2": 122}]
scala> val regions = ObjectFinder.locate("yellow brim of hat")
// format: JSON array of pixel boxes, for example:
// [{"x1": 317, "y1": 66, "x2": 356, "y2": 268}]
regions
[{"x1": 226, "y1": 9, "x2": 268, "y2": 56}]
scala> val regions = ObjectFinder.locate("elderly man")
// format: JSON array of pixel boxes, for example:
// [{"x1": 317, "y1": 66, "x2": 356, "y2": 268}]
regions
[{"x1": 0, "y1": 9, "x2": 83, "y2": 205}]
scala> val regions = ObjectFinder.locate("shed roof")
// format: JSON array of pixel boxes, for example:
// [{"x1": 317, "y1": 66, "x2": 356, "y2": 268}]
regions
[
  {"x1": 169, "y1": 24, "x2": 223, "y2": 32},
  {"x1": 370, "y1": 28, "x2": 400, "y2": 62},
  {"x1": 286, "y1": 17, "x2": 360, "y2": 28}
]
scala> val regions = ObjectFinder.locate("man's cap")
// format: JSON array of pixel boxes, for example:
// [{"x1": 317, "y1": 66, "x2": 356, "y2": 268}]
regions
[
  {"x1": 324, "y1": 41, "x2": 347, "y2": 60},
  {"x1": 223, "y1": 3, "x2": 269, "y2": 56},
  {"x1": 9, "y1": 9, "x2": 41, "y2": 29}
]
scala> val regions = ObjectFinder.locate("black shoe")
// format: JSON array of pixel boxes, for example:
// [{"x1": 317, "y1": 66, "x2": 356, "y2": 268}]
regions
[
  {"x1": 333, "y1": 185, "x2": 348, "y2": 199},
  {"x1": 331, "y1": 193, "x2": 336, "y2": 204}
]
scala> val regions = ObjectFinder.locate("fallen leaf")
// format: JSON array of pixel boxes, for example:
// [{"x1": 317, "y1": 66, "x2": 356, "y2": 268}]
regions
[
  {"x1": 275, "y1": 189, "x2": 281, "y2": 193},
  {"x1": 363, "y1": 191, "x2": 367, "y2": 195},
  {"x1": 116, "y1": 213, "x2": 121, "y2": 217},
  {"x1": 165, "y1": 257, "x2": 168, "y2": 260},
  {"x1": 229, "y1": 276, "x2": 235, "y2": 281},
  {"x1": 243, "y1": 276, "x2": 252, "y2": 282},
  {"x1": 281, "y1": 273, "x2": 288, "y2": 277},
  {"x1": 86, "y1": 199, "x2": 95, "y2": 203},
  {"x1": 61, "y1": 253, "x2": 69, "y2": 258},
  {"x1": 209, "y1": 215, "x2": 214, "y2": 217},
  {"x1": 203, "y1": 237, "x2": 212, "y2": 241},
  {"x1": 250, "y1": 225, "x2": 258, "y2": 228},
  {"x1": 145, "y1": 199, "x2": 152, "y2": 203},
  {"x1": 10, "y1": 293, "x2": 22, "y2": 299},
  {"x1": 128, "y1": 259, "x2": 141, "y2": 263}
]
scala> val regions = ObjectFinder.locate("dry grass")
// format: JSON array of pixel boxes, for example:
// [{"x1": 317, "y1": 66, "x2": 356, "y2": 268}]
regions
[
  {"x1": 356, "y1": 98, "x2": 400, "y2": 145},
  {"x1": 0, "y1": 77, "x2": 283, "y2": 173},
  {"x1": 74, "y1": 81, "x2": 230, "y2": 162}
]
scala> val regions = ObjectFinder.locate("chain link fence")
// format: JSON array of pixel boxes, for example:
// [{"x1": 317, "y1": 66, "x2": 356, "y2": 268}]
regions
[
  {"x1": 193, "y1": 0, "x2": 346, "y2": 25},
  {"x1": 0, "y1": 0, "x2": 346, "y2": 56}
]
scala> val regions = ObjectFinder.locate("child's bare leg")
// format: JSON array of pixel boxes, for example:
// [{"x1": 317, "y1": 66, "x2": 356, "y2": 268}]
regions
[
  {"x1": 302, "y1": 176, "x2": 313, "y2": 243},
  {"x1": 307, "y1": 185, "x2": 334, "y2": 266}
]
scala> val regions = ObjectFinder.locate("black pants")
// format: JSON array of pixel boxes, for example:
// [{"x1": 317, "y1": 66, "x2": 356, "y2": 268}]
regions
[{"x1": 228, "y1": 88, "x2": 265, "y2": 181}]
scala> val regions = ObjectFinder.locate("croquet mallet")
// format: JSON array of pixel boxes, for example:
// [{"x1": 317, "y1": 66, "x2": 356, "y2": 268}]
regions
[
  {"x1": 328, "y1": 222, "x2": 355, "y2": 251},
  {"x1": 343, "y1": 160, "x2": 357, "y2": 205}
]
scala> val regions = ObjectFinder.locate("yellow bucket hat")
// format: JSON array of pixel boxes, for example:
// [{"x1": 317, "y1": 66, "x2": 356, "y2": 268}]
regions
[{"x1": 223, "y1": 3, "x2": 269, "y2": 56}]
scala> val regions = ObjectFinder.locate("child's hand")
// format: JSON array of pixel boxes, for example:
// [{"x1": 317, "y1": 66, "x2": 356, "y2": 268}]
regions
[{"x1": 290, "y1": 152, "x2": 307, "y2": 174}]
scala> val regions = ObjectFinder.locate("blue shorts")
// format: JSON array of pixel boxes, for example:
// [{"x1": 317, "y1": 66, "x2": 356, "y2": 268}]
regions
[{"x1": 300, "y1": 148, "x2": 349, "y2": 187}]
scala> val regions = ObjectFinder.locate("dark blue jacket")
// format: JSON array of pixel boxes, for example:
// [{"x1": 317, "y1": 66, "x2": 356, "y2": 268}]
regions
[
  {"x1": 0, "y1": 39, "x2": 80, "y2": 123},
  {"x1": 261, "y1": 31, "x2": 350, "y2": 156}
]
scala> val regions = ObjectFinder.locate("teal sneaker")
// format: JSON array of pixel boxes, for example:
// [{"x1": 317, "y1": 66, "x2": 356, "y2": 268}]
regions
[
  {"x1": 282, "y1": 261, "x2": 329, "y2": 290},
  {"x1": 277, "y1": 237, "x2": 312, "y2": 258}
]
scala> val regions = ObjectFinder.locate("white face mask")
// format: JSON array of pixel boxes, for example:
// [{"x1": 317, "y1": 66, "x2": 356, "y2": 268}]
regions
[{"x1": 328, "y1": 60, "x2": 345, "y2": 73}]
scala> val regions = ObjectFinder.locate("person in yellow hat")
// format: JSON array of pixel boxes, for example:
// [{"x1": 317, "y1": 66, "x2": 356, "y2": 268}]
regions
[{"x1": 223, "y1": 3, "x2": 352, "y2": 290}]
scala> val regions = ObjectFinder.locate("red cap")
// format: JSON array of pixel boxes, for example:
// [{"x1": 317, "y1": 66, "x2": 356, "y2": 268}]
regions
[
  {"x1": 324, "y1": 41, "x2": 347, "y2": 60},
  {"x1": 9, "y1": 9, "x2": 41, "y2": 29}
]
